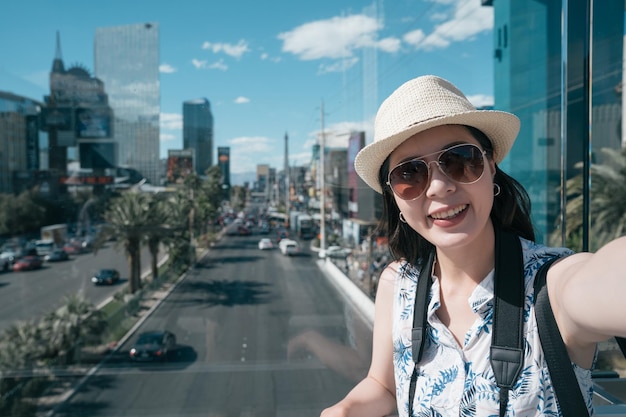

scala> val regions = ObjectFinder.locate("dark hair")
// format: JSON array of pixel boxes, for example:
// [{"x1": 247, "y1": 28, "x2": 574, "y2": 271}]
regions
[{"x1": 375, "y1": 125, "x2": 535, "y2": 264}]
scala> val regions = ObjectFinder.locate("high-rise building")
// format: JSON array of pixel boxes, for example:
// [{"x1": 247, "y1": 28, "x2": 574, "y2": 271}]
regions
[
  {"x1": 94, "y1": 22, "x2": 160, "y2": 184},
  {"x1": 217, "y1": 147, "x2": 230, "y2": 201},
  {"x1": 183, "y1": 98, "x2": 213, "y2": 176},
  {"x1": 44, "y1": 32, "x2": 114, "y2": 183},
  {"x1": 490, "y1": 1, "x2": 624, "y2": 244},
  {"x1": 0, "y1": 92, "x2": 42, "y2": 194}
]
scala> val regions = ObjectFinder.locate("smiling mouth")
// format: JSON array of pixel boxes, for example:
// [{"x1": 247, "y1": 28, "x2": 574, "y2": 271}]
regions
[{"x1": 429, "y1": 205, "x2": 468, "y2": 220}]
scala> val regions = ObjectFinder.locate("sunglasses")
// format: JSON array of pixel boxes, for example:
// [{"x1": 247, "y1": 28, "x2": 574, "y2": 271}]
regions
[{"x1": 386, "y1": 143, "x2": 487, "y2": 200}]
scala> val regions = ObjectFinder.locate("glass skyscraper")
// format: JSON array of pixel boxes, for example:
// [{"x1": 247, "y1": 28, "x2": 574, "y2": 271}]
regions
[
  {"x1": 94, "y1": 22, "x2": 160, "y2": 184},
  {"x1": 491, "y1": 1, "x2": 624, "y2": 248},
  {"x1": 183, "y1": 98, "x2": 213, "y2": 176}
]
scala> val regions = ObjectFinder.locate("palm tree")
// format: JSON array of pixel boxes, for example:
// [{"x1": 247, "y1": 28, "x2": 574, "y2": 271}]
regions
[
  {"x1": 557, "y1": 147, "x2": 626, "y2": 251},
  {"x1": 40, "y1": 294, "x2": 106, "y2": 364},
  {"x1": 144, "y1": 194, "x2": 183, "y2": 282},
  {"x1": 102, "y1": 191, "x2": 152, "y2": 294},
  {"x1": 0, "y1": 319, "x2": 45, "y2": 370}
]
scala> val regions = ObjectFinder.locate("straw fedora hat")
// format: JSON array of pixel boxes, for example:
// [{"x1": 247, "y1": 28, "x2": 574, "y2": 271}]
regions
[{"x1": 354, "y1": 75, "x2": 520, "y2": 193}]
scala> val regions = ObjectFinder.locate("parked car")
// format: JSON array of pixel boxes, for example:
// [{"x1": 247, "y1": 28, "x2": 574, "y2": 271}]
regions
[
  {"x1": 258, "y1": 238, "x2": 274, "y2": 250},
  {"x1": 279, "y1": 239, "x2": 299, "y2": 256},
  {"x1": 91, "y1": 268, "x2": 120, "y2": 285},
  {"x1": 0, "y1": 248, "x2": 20, "y2": 265},
  {"x1": 237, "y1": 225, "x2": 251, "y2": 236},
  {"x1": 323, "y1": 246, "x2": 352, "y2": 259},
  {"x1": 12, "y1": 255, "x2": 43, "y2": 271},
  {"x1": 129, "y1": 330, "x2": 177, "y2": 362},
  {"x1": 0, "y1": 254, "x2": 11, "y2": 272},
  {"x1": 44, "y1": 249, "x2": 70, "y2": 262}
]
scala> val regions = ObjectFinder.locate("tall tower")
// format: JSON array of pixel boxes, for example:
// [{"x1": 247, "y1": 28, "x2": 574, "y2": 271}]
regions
[
  {"x1": 94, "y1": 23, "x2": 160, "y2": 184},
  {"x1": 284, "y1": 132, "x2": 289, "y2": 214},
  {"x1": 183, "y1": 98, "x2": 213, "y2": 175}
]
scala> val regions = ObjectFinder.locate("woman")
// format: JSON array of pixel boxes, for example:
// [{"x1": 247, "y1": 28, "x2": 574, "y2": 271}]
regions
[{"x1": 321, "y1": 75, "x2": 626, "y2": 416}]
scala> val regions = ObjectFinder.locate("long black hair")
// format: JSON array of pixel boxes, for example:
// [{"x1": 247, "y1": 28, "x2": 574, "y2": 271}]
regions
[{"x1": 375, "y1": 125, "x2": 535, "y2": 264}]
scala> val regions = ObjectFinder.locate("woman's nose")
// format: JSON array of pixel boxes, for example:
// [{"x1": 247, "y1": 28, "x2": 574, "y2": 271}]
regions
[{"x1": 424, "y1": 161, "x2": 455, "y2": 198}]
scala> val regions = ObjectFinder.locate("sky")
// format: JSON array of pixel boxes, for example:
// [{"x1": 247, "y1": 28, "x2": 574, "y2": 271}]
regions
[{"x1": 0, "y1": 0, "x2": 496, "y2": 184}]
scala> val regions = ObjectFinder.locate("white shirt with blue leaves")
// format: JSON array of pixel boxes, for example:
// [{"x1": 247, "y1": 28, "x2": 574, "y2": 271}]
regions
[{"x1": 392, "y1": 238, "x2": 595, "y2": 416}]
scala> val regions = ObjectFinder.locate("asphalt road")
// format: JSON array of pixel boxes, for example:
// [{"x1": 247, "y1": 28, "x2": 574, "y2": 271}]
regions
[
  {"x1": 0, "y1": 242, "x2": 154, "y2": 332},
  {"x1": 50, "y1": 232, "x2": 373, "y2": 417}
]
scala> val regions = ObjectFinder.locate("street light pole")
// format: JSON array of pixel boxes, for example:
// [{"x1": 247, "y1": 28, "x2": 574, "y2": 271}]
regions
[{"x1": 319, "y1": 100, "x2": 326, "y2": 257}]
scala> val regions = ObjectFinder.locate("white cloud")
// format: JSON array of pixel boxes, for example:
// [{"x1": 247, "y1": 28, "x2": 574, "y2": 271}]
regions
[
  {"x1": 404, "y1": 0, "x2": 493, "y2": 51},
  {"x1": 234, "y1": 96, "x2": 250, "y2": 104},
  {"x1": 317, "y1": 57, "x2": 359, "y2": 75},
  {"x1": 303, "y1": 120, "x2": 374, "y2": 150},
  {"x1": 159, "y1": 63, "x2": 177, "y2": 73},
  {"x1": 160, "y1": 132, "x2": 177, "y2": 142},
  {"x1": 160, "y1": 113, "x2": 182, "y2": 130},
  {"x1": 202, "y1": 40, "x2": 250, "y2": 59},
  {"x1": 278, "y1": 14, "x2": 397, "y2": 60},
  {"x1": 209, "y1": 59, "x2": 228, "y2": 71},
  {"x1": 230, "y1": 136, "x2": 275, "y2": 152},
  {"x1": 192, "y1": 59, "x2": 208, "y2": 69},
  {"x1": 192, "y1": 58, "x2": 228, "y2": 71},
  {"x1": 466, "y1": 94, "x2": 493, "y2": 108}
]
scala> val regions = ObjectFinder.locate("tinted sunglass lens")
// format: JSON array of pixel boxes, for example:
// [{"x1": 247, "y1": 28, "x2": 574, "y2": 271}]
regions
[
  {"x1": 439, "y1": 145, "x2": 484, "y2": 183},
  {"x1": 389, "y1": 160, "x2": 429, "y2": 199}
]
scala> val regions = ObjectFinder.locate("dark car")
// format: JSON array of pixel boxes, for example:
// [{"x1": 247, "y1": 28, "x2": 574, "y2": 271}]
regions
[
  {"x1": 44, "y1": 249, "x2": 70, "y2": 262},
  {"x1": 12, "y1": 255, "x2": 43, "y2": 271},
  {"x1": 129, "y1": 330, "x2": 177, "y2": 362},
  {"x1": 91, "y1": 268, "x2": 120, "y2": 285}
]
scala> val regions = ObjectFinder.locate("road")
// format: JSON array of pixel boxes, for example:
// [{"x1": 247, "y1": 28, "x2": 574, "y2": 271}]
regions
[
  {"x1": 0, "y1": 242, "x2": 155, "y2": 332},
  {"x1": 50, "y1": 232, "x2": 373, "y2": 417}
]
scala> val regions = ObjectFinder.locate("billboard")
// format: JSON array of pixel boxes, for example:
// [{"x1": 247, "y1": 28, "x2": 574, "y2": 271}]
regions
[
  {"x1": 75, "y1": 107, "x2": 112, "y2": 139},
  {"x1": 347, "y1": 131, "x2": 365, "y2": 217},
  {"x1": 167, "y1": 149, "x2": 195, "y2": 184},
  {"x1": 217, "y1": 147, "x2": 230, "y2": 186},
  {"x1": 41, "y1": 108, "x2": 73, "y2": 131},
  {"x1": 79, "y1": 142, "x2": 117, "y2": 169}
]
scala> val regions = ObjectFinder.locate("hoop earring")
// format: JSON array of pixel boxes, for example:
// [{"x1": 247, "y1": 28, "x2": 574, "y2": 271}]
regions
[
  {"x1": 399, "y1": 212, "x2": 407, "y2": 223},
  {"x1": 494, "y1": 183, "x2": 501, "y2": 197}
]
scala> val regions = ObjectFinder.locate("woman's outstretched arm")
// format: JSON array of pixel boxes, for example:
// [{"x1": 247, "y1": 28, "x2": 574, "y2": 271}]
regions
[{"x1": 549, "y1": 236, "x2": 626, "y2": 367}]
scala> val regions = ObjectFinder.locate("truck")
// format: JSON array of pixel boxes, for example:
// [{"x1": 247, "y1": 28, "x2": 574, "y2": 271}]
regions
[
  {"x1": 41, "y1": 224, "x2": 67, "y2": 247},
  {"x1": 296, "y1": 214, "x2": 314, "y2": 239}
]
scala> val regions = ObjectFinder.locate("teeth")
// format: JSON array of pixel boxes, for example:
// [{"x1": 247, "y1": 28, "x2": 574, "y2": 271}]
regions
[{"x1": 430, "y1": 205, "x2": 467, "y2": 220}]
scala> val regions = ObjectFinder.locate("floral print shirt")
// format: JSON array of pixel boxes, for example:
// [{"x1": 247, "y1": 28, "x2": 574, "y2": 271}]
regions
[{"x1": 392, "y1": 238, "x2": 594, "y2": 416}]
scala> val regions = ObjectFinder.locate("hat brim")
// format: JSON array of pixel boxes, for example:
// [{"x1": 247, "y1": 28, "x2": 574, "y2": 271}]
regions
[{"x1": 354, "y1": 110, "x2": 520, "y2": 193}]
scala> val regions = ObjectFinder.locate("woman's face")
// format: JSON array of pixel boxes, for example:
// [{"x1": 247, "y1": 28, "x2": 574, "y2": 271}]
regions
[{"x1": 387, "y1": 124, "x2": 496, "y2": 251}]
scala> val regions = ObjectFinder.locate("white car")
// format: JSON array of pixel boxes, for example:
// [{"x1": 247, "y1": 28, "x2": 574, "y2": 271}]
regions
[
  {"x1": 279, "y1": 239, "x2": 299, "y2": 256},
  {"x1": 258, "y1": 238, "x2": 274, "y2": 250},
  {"x1": 324, "y1": 246, "x2": 352, "y2": 259}
]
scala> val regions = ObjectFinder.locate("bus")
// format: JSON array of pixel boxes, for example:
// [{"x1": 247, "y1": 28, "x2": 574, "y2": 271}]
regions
[{"x1": 34, "y1": 239, "x2": 55, "y2": 256}]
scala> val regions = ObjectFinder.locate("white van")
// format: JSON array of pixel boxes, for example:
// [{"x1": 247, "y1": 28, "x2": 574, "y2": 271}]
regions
[{"x1": 279, "y1": 239, "x2": 299, "y2": 256}]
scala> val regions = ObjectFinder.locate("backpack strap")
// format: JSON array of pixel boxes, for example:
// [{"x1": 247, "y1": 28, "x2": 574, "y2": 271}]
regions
[
  {"x1": 408, "y1": 228, "x2": 524, "y2": 417},
  {"x1": 408, "y1": 249, "x2": 435, "y2": 414},
  {"x1": 534, "y1": 257, "x2": 590, "y2": 416},
  {"x1": 490, "y1": 228, "x2": 525, "y2": 416}
]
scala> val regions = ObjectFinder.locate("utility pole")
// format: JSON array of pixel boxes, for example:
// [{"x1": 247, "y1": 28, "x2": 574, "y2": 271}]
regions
[
  {"x1": 284, "y1": 132, "x2": 289, "y2": 227},
  {"x1": 320, "y1": 100, "x2": 326, "y2": 257}
]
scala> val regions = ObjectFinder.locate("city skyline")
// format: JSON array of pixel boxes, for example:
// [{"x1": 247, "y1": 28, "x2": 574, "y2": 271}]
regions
[{"x1": 0, "y1": 0, "x2": 496, "y2": 183}]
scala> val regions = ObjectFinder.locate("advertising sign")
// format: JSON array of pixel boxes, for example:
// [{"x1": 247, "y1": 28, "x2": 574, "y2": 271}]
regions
[
  {"x1": 41, "y1": 107, "x2": 73, "y2": 131},
  {"x1": 347, "y1": 131, "x2": 365, "y2": 217},
  {"x1": 76, "y1": 107, "x2": 112, "y2": 139},
  {"x1": 217, "y1": 147, "x2": 230, "y2": 186},
  {"x1": 167, "y1": 149, "x2": 195, "y2": 184},
  {"x1": 79, "y1": 142, "x2": 117, "y2": 169}
]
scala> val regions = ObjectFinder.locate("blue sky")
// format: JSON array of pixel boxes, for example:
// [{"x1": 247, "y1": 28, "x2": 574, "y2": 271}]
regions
[{"x1": 0, "y1": 0, "x2": 495, "y2": 183}]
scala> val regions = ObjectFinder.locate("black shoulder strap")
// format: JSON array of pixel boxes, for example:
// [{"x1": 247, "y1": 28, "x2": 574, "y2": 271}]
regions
[
  {"x1": 533, "y1": 257, "x2": 590, "y2": 416},
  {"x1": 490, "y1": 228, "x2": 525, "y2": 416},
  {"x1": 408, "y1": 228, "x2": 524, "y2": 417},
  {"x1": 408, "y1": 249, "x2": 435, "y2": 414}
]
